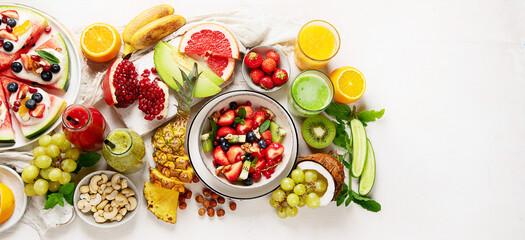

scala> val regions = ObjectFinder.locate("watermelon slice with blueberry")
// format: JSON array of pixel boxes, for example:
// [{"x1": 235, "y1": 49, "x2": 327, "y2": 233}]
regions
[
  {"x1": 1, "y1": 76, "x2": 66, "y2": 139},
  {"x1": 0, "y1": 7, "x2": 48, "y2": 70},
  {"x1": 0, "y1": 80, "x2": 15, "y2": 143}
]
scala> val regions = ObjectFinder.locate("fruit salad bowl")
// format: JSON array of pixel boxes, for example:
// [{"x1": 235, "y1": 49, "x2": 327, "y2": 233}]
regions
[
  {"x1": 242, "y1": 46, "x2": 290, "y2": 93},
  {"x1": 188, "y1": 90, "x2": 298, "y2": 199}
]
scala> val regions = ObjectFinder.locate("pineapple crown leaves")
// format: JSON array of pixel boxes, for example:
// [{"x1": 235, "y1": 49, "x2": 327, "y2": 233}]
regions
[{"x1": 173, "y1": 62, "x2": 202, "y2": 117}]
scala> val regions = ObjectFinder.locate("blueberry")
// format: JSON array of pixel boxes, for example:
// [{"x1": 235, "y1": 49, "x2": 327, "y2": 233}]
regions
[
  {"x1": 3, "y1": 41, "x2": 13, "y2": 52},
  {"x1": 41, "y1": 71, "x2": 52, "y2": 81},
  {"x1": 11, "y1": 62, "x2": 22, "y2": 73},
  {"x1": 6, "y1": 82, "x2": 17, "y2": 93},
  {"x1": 257, "y1": 139, "x2": 267, "y2": 149},
  {"x1": 246, "y1": 131, "x2": 256, "y2": 143},
  {"x1": 220, "y1": 142, "x2": 230, "y2": 152},
  {"x1": 242, "y1": 177, "x2": 253, "y2": 186},
  {"x1": 31, "y1": 92, "x2": 43, "y2": 103},
  {"x1": 218, "y1": 137, "x2": 227, "y2": 145},
  {"x1": 244, "y1": 155, "x2": 254, "y2": 162},
  {"x1": 25, "y1": 99, "x2": 37, "y2": 110},
  {"x1": 6, "y1": 19, "x2": 16, "y2": 28},
  {"x1": 230, "y1": 121, "x2": 238, "y2": 129},
  {"x1": 50, "y1": 64, "x2": 60, "y2": 73},
  {"x1": 229, "y1": 101, "x2": 238, "y2": 110}
]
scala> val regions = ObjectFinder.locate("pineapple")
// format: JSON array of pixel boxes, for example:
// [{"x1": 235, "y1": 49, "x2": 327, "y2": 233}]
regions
[
  {"x1": 151, "y1": 118, "x2": 186, "y2": 155},
  {"x1": 157, "y1": 164, "x2": 194, "y2": 183},
  {"x1": 149, "y1": 168, "x2": 186, "y2": 193},
  {"x1": 144, "y1": 182, "x2": 179, "y2": 224}
]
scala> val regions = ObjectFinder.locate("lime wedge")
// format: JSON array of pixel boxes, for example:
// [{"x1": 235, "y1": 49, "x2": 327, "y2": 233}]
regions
[
  {"x1": 359, "y1": 139, "x2": 375, "y2": 195},
  {"x1": 350, "y1": 119, "x2": 367, "y2": 177}
]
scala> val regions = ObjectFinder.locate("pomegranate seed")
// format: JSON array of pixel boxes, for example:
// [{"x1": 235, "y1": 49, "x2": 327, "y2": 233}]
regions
[
  {"x1": 1, "y1": 17, "x2": 6, "y2": 23},
  {"x1": 45, "y1": 26, "x2": 51, "y2": 33},
  {"x1": 151, "y1": 67, "x2": 157, "y2": 74},
  {"x1": 265, "y1": 140, "x2": 271, "y2": 145},
  {"x1": 13, "y1": 101, "x2": 20, "y2": 107},
  {"x1": 6, "y1": 25, "x2": 12, "y2": 32},
  {"x1": 30, "y1": 55, "x2": 40, "y2": 61},
  {"x1": 220, "y1": 108, "x2": 226, "y2": 114},
  {"x1": 215, "y1": 136, "x2": 220, "y2": 140},
  {"x1": 12, "y1": 106, "x2": 19, "y2": 112},
  {"x1": 43, "y1": 65, "x2": 51, "y2": 72},
  {"x1": 246, "y1": 101, "x2": 251, "y2": 106},
  {"x1": 0, "y1": 40, "x2": 3, "y2": 47},
  {"x1": 29, "y1": 88, "x2": 37, "y2": 93}
]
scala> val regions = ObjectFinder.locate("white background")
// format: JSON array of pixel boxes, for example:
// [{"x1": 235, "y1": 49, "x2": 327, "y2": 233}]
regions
[{"x1": 2, "y1": 0, "x2": 525, "y2": 239}]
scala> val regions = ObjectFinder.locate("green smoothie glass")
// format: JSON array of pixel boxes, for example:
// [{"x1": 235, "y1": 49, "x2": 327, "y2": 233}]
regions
[
  {"x1": 287, "y1": 70, "x2": 334, "y2": 118},
  {"x1": 103, "y1": 128, "x2": 145, "y2": 173}
]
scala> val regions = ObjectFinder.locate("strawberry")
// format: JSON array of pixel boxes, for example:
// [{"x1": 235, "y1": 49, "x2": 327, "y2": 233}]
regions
[
  {"x1": 0, "y1": 29, "x2": 17, "y2": 41},
  {"x1": 244, "y1": 52, "x2": 263, "y2": 68},
  {"x1": 217, "y1": 109, "x2": 235, "y2": 126},
  {"x1": 224, "y1": 161, "x2": 243, "y2": 181},
  {"x1": 251, "y1": 143, "x2": 264, "y2": 158},
  {"x1": 236, "y1": 118, "x2": 253, "y2": 134},
  {"x1": 261, "y1": 58, "x2": 276, "y2": 73},
  {"x1": 250, "y1": 157, "x2": 266, "y2": 173},
  {"x1": 266, "y1": 142, "x2": 284, "y2": 160},
  {"x1": 29, "y1": 104, "x2": 45, "y2": 118},
  {"x1": 16, "y1": 84, "x2": 29, "y2": 99},
  {"x1": 213, "y1": 146, "x2": 230, "y2": 166},
  {"x1": 250, "y1": 68, "x2": 264, "y2": 84},
  {"x1": 252, "y1": 111, "x2": 266, "y2": 127},
  {"x1": 266, "y1": 50, "x2": 280, "y2": 65},
  {"x1": 226, "y1": 145, "x2": 245, "y2": 164},
  {"x1": 21, "y1": 54, "x2": 31, "y2": 71},
  {"x1": 1, "y1": 10, "x2": 18, "y2": 19},
  {"x1": 272, "y1": 69, "x2": 288, "y2": 85},
  {"x1": 261, "y1": 130, "x2": 272, "y2": 142},
  {"x1": 236, "y1": 105, "x2": 253, "y2": 118},
  {"x1": 217, "y1": 126, "x2": 236, "y2": 137},
  {"x1": 259, "y1": 76, "x2": 274, "y2": 89}
]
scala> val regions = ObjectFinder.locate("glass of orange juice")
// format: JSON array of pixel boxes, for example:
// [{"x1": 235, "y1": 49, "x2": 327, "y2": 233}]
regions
[{"x1": 294, "y1": 20, "x2": 341, "y2": 70}]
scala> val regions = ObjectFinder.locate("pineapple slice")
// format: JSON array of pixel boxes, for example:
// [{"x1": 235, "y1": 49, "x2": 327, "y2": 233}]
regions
[
  {"x1": 144, "y1": 182, "x2": 179, "y2": 224},
  {"x1": 151, "y1": 119, "x2": 186, "y2": 155},
  {"x1": 149, "y1": 168, "x2": 186, "y2": 192},
  {"x1": 157, "y1": 164, "x2": 194, "y2": 183}
]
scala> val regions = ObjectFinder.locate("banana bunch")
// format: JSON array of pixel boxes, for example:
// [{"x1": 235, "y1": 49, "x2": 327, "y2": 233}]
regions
[{"x1": 122, "y1": 5, "x2": 186, "y2": 58}]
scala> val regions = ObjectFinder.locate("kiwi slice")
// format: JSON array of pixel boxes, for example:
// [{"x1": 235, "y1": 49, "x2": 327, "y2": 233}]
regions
[
  {"x1": 270, "y1": 121, "x2": 286, "y2": 143},
  {"x1": 301, "y1": 115, "x2": 336, "y2": 149}
]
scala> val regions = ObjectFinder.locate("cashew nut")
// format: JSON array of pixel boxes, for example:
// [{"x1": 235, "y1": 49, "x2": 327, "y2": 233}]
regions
[
  {"x1": 90, "y1": 206, "x2": 97, "y2": 213},
  {"x1": 121, "y1": 188, "x2": 135, "y2": 197},
  {"x1": 80, "y1": 193, "x2": 90, "y2": 200},
  {"x1": 96, "y1": 200, "x2": 109, "y2": 210},
  {"x1": 79, "y1": 185, "x2": 90, "y2": 194},
  {"x1": 111, "y1": 201, "x2": 117, "y2": 208},
  {"x1": 103, "y1": 206, "x2": 118, "y2": 219},
  {"x1": 78, "y1": 199, "x2": 91, "y2": 213},
  {"x1": 106, "y1": 190, "x2": 118, "y2": 201},
  {"x1": 115, "y1": 193, "x2": 128, "y2": 206},
  {"x1": 104, "y1": 204, "x2": 110, "y2": 212},
  {"x1": 93, "y1": 210, "x2": 106, "y2": 223},
  {"x1": 119, "y1": 208, "x2": 127, "y2": 216},
  {"x1": 126, "y1": 197, "x2": 137, "y2": 211},
  {"x1": 88, "y1": 194, "x2": 102, "y2": 206},
  {"x1": 100, "y1": 174, "x2": 108, "y2": 184},
  {"x1": 111, "y1": 174, "x2": 121, "y2": 190},
  {"x1": 89, "y1": 175, "x2": 102, "y2": 193},
  {"x1": 97, "y1": 184, "x2": 107, "y2": 194},
  {"x1": 113, "y1": 213, "x2": 123, "y2": 222}
]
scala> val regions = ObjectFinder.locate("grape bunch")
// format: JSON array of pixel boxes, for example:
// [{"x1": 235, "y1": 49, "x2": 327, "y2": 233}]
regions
[
  {"x1": 269, "y1": 168, "x2": 328, "y2": 218},
  {"x1": 22, "y1": 133, "x2": 81, "y2": 196}
]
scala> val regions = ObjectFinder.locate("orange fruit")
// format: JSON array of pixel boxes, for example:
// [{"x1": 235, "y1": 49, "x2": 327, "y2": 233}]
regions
[
  {"x1": 0, "y1": 183, "x2": 15, "y2": 224},
  {"x1": 13, "y1": 20, "x2": 31, "y2": 37},
  {"x1": 330, "y1": 66, "x2": 366, "y2": 104},
  {"x1": 80, "y1": 23, "x2": 121, "y2": 62}
]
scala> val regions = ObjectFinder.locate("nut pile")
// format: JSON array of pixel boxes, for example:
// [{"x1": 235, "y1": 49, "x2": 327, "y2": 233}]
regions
[
  {"x1": 194, "y1": 188, "x2": 236, "y2": 217},
  {"x1": 77, "y1": 173, "x2": 137, "y2": 223}
]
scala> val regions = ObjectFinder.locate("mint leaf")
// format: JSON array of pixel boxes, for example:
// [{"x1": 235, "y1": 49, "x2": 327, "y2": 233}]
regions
[
  {"x1": 325, "y1": 102, "x2": 352, "y2": 121},
  {"x1": 234, "y1": 117, "x2": 245, "y2": 125},
  {"x1": 259, "y1": 120, "x2": 270, "y2": 133},
  {"x1": 358, "y1": 109, "x2": 385, "y2": 126},
  {"x1": 351, "y1": 191, "x2": 381, "y2": 212},
  {"x1": 208, "y1": 118, "x2": 218, "y2": 140},
  {"x1": 335, "y1": 183, "x2": 349, "y2": 207},
  {"x1": 59, "y1": 182, "x2": 75, "y2": 195},
  {"x1": 238, "y1": 107, "x2": 246, "y2": 118},
  {"x1": 333, "y1": 121, "x2": 351, "y2": 150},
  {"x1": 345, "y1": 194, "x2": 353, "y2": 207},
  {"x1": 35, "y1": 50, "x2": 60, "y2": 64},
  {"x1": 78, "y1": 152, "x2": 101, "y2": 168},
  {"x1": 44, "y1": 193, "x2": 64, "y2": 210}
]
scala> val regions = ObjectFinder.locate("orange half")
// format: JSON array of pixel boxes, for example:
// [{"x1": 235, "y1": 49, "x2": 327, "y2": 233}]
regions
[
  {"x1": 0, "y1": 183, "x2": 15, "y2": 224},
  {"x1": 80, "y1": 23, "x2": 121, "y2": 62},
  {"x1": 330, "y1": 66, "x2": 366, "y2": 104}
]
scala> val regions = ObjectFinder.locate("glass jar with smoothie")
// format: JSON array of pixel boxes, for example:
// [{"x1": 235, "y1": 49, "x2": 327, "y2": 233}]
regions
[
  {"x1": 62, "y1": 104, "x2": 108, "y2": 152},
  {"x1": 294, "y1": 20, "x2": 341, "y2": 70},
  {"x1": 287, "y1": 70, "x2": 334, "y2": 118},
  {"x1": 103, "y1": 128, "x2": 145, "y2": 174}
]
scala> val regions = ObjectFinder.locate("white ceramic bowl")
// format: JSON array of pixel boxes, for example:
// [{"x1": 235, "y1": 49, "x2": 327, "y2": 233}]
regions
[
  {"x1": 0, "y1": 165, "x2": 27, "y2": 233},
  {"x1": 188, "y1": 90, "x2": 299, "y2": 199},
  {"x1": 242, "y1": 46, "x2": 291, "y2": 93},
  {"x1": 73, "y1": 170, "x2": 140, "y2": 228}
]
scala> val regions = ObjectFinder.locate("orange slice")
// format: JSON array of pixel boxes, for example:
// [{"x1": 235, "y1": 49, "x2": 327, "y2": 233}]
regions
[
  {"x1": 0, "y1": 183, "x2": 15, "y2": 224},
  {"x1": 13, "y1": 20, "x2": 31, "y2": 37},
  {"x1": 80, "y1": 23, "x2": 121, "y2": 62},
  {"x1": 329, "y1": 66, "x2": 366, "y2": 104}
]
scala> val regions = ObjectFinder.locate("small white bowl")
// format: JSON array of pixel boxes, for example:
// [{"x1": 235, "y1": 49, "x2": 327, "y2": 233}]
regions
[
  {"x1": 73, "y1": 170, "x2": 140, "y2": 228},
  {"x1": 0, "y1": 165, "x2": 27, "y2": 233},
  {"x1": 242, "y1": 46, "x2": 291, "y2": 93}
]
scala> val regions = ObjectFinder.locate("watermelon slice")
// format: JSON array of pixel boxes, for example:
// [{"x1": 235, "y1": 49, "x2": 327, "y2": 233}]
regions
[
  {"x1": 0, "y1": 7, "x2": 48, "y2": 70},
  {"x1": 0, "y1": 34, "x2": 69, "y2": 92},
  {"x1": 0, "y1": 80, "x2": 15, "y2": 143},
  {"x1": 0, "y1": 77, "x2": 66, "y2": 139}
]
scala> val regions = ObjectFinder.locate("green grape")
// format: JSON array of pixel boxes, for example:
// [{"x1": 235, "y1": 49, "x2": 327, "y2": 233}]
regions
[
  {"x1": 280, "y1": 178, "x2": 295, "y2": 191},
  {"x1": 22, "y1": 165, "x2": 39, "y2": 183},
  {"x1": 24, "y1": 183, "x2": 36, "y2": 196},
  {"x1": 286, "y1": 193, "x2": 300, "y2": 207},
  {"x1": 40, "y1": 167, "x2": 52, "y2": 179},
  {"x1": 33, "y1": 179, "x2": 49, "y2": 195},
  {"x1": 291, "y1": 169, "x2": 304, "y2": 183},
  {"x1": 59, "y1": 139, "x2": 71, "y2": 152},
  {"x1": 298, "y1": 197, "x2": 306, "y2": 207},
  {"x1": 269, "y1": 198, "x2": 280, "y2": 208},
  {"x1": 33, "y1": 146, "x2": 47, "y2": 158},
  {"x1": 315, "y1": 179, "x2": 328, "y2": 193},
  {"x1": 276, "y1": 206, "x2": 287, "y2": 219},
  {"x1": 272, "y1": 189, "x2": 286, "y2": 202},
  {"x1": 61, "y1": 159, "x2": 77, "y2": 173},
  {"x1": 305, "y1": 192, "x2": 320, "y2": 209},
  {"x1": 59, "y1": 172, "x2": 71, "y2": 184},
  {"x1": 48, "y1": 181, "x2": 61, "y2": 192},
  {"x1": 286, "y1": 206, "x2": 298, "y2": 217},
  {"x1": 293, "y1": 184, "x2": 306, "y2": 195},
  {"x1": 304, "y1": 170, "x2": 318, "y2": 183},
  {"x1": 51, "y1": 132, "x2": 66, "y2": 146},
  {"x1": 48, "y1": 168, "x2": 62, "y2": 181},
  {"x1": 34, "y1": 155, "x2": 52, "y2": 169},
  {"x1": 65, "y1": 148, "x2": 80, "y2": 160},
  {"x1": 46, "y1": 145, "x2": 61, "y2": 158},
  {"x1": 38, "y1": 135, "x2": 52, "y2": 147}
]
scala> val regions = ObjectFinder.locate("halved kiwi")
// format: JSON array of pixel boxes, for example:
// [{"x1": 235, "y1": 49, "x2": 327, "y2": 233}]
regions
[
  {"x1": 270, "y1": 121, "x2": 286, "y2": 143},
  {"x1": 301, "y1": 115, "x2": 336, "y2": 149}
]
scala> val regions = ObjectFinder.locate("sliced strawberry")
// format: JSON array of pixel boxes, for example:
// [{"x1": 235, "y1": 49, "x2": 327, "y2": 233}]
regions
[
  {"x1": 236, "y1": 106, "x2": 253, "y2": 118},
  {"x1": 250, "y1": 143, "x2": 264, "y2": 158},
  {"x1": 217, "y1": 126, "x2": 236, "y2": 137},
  {"x1": 236, "y1": 119, "x2": 253, "y2": 134},
  {"x1": 261, "y1": 130, "x2": 272, "y2": 142},
  {"x1": 213, "y1": 146, "x2": 229, "y2": 166},
  {"x1": 250, "y1": 157, "x2": 265, "y2": 173},
  {"x1": 217, "y1": 109, "x2": 235, "y2": 126},
  {"x1": 16, "y1": 84, "x2": 29, "y2": 99},
  {"x1": 224, "y1": 161, "x2": 243, "y2": 182},
  {"x1": 266, "y1": 142, "x2": 284, "y2": 160},
  {"x1": 0, "y1": 29, "x2": 17, "y2": 41},
  {"x1": 253, "y1": 111, "x2": 266, "y2": 127},
  {"x1": 21, "y1": 54, "x2": 31, "y2": 71},
  {"x1": 29, "y1": 104, "x2": 45, "y2": 118},
  {"x1": 1, "y1": 10, "x2": 19, "y2": 19},
  {"x1": 226, "y1": 145, "x2": 245, "y2": 164}
]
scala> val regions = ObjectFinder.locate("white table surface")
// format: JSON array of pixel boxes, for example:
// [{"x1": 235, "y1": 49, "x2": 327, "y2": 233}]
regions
[{"x1": 2, "y1": 0, "x2": 525, "y2": 239}]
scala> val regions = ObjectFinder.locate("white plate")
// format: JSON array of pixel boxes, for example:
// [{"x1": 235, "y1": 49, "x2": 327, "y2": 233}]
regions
[
  {"x1": 0, "y1": 3, "x2": 81, "y2": 150},
  {"x1": 0, "y1": 165, "x2": 27, "y2": 233}
]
